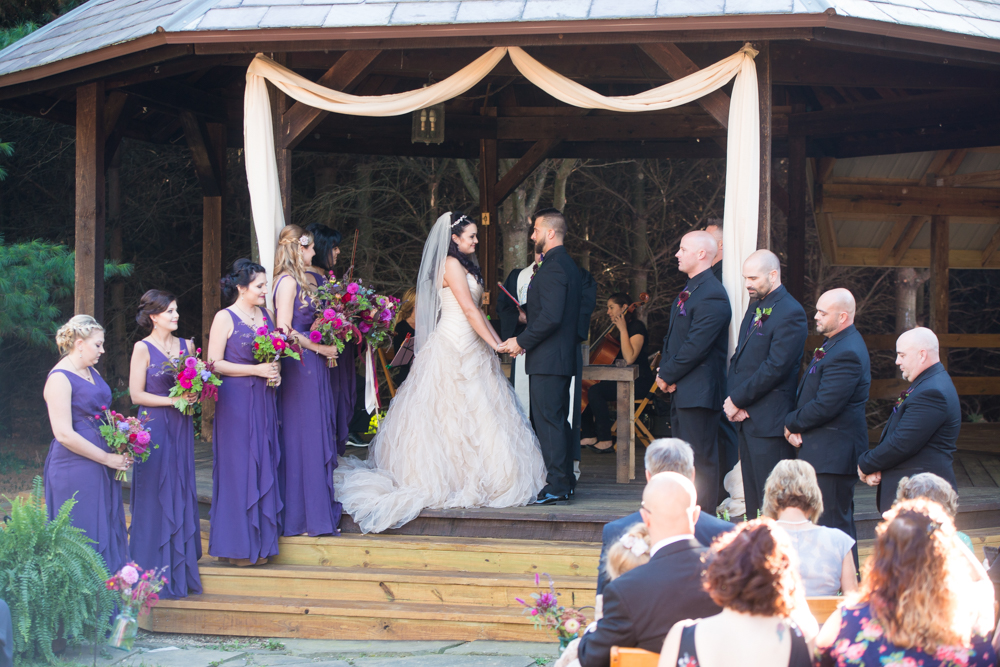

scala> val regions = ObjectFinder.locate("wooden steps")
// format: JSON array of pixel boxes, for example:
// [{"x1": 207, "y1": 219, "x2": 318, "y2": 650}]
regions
[{"x1": 141, "y1": 533, "x2": 600, "y2": 641}]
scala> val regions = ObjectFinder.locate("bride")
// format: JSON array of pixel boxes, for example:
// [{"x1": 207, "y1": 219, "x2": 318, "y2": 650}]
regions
[{"x1": 334, "y1": 212, "x2": 547, "y2": 533}]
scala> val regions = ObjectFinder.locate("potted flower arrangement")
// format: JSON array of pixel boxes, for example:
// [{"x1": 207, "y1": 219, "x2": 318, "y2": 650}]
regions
[
  {"x1": 160, "y1": 348, "x2": 222, "y2": 415},
  {"x1": 94, "y1": 407, "x2": 157, "y2": 481},
  {"x1": 106, "y1": 562, "x2": 168, "y2": 650},
  {"x1": 516, "y1": 573, "x2": 589, "y2": 650}
]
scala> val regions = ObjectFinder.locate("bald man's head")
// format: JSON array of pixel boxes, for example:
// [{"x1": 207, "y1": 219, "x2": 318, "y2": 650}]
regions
[
  {"x1": 742, "y1": 249, "x2": 781, "y2": 300},
  {"x1": 704, "y1": 223, "x2": 724, "y2": 266},
  {"x1": 896, "y1": 327, "x2": 940, "y2": 382},
  {"x1": 814, "y1": 288, "x2": 856, "y2": 337},
  {"x1": 675, "y1": 231, "x2": 718, "y2": 278},
  {"x1": 641, "y1": 472, "x2": 699, "y2": 543}
]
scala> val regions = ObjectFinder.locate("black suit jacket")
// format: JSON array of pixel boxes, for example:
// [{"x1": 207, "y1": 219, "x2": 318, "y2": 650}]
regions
[
  {"x1": 858, "y1": 362, "x2": 960, "y2": 504},
  {"x1": 658, "y1": 267, "x2": 731, "y2": 410},
  {"x1": 498, "y1": 266, "x2": 528, "y2": 342},
  {"x1": 786, "y1": 325, "x2": 871, "y2": 475},
  {"x1": 577, "y1": 539, "x2": 722, "y2": 667},
  {"x1": 727, "y1": 285, "x2": 809, "y2": 437},
  {"x1": 517, "y1": 245, "x2": 582, "y2": 377},
  {"x1": 596, "y1": 510, "x2": 733, "y2": 595}
]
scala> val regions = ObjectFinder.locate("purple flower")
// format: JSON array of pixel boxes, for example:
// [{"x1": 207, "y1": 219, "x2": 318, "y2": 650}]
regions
[
  {"x1": 117, "y1": 422, "x2": 130, "y2": 433},
  {"x1": 380, "y1": 310, "x2": 393, "y2": 323},
  {"x1": 184, "y1": 357, "x2": 198, "y2": 369},
  {"x1": 255, "y1": 326, "x2": 268, "y2": 336},
  {"x1": 309, "y1": 330, "x2": 322, "y2": 343},
  {"x1": 347, "y1": 283, "x2": 360, "y2": 295},
  {"x1": 323, "y1": 308, "x2": 337, "y2": 321},
  {"x1": 359, "y1": 322, "x2": 371, "y2": 333},
  {"x1": 200, "y1": 370, "x2": 212, "y2": 381}
]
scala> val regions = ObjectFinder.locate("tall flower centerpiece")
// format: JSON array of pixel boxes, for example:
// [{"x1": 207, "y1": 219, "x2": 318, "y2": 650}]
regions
[
  {"x1": 95, "y1": 408, "x2": 157, "y2": 481},
  {"x1": 160, "y1": 349, "x2": 222, "y2": 415}
]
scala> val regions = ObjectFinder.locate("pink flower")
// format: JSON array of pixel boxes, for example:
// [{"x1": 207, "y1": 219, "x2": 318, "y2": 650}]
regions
[
  {"x1": 844, "y1": 643, "x2": 866, "y2": 661},
  {"x1": 179, "y1": 377, "x2": 193, "y2": 389},
  {"x1": 347, "y1": 283, "x2": 360, "y2": 294},
  {"x1": 273, "y1": 338, "x2": 286, "y2": 351},
  {"x1": 136, "y1": 431, "x2": 150, "y2": 445},
  {"x1": 133, "y1": 442, "x2": 147, "y2": 455},
  {"x1": 309, "y1": 330, "x2": 322, "y2": 343},
  {"x1": 530, "y1": 609, "x2": 538, "y2": 616},
  {"x1": 323, "y1": 309, "x2": 337, "y2": 321},
  {"x1": 256, "y1": 326, "x2": 268, "y2": 336},
  {"x1": 359, "y1": 322, "x2": 371, "y2": 334},
  {"x1": 184, "y1": 357, "x2": 198, "y2": 369},
  {"x1": 100, "y1": 405, "x2": 107, "y2": 410},
  {"x1": 120, "y1": 565, "x2": 139, "y2": 585},
  {"x1": 181, "y1": 367, "x2": 197, "y2": 380}
]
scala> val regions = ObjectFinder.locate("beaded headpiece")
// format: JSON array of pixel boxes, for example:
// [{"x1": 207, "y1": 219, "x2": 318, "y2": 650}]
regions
[{"x1": 451, "y1": 214, "x2": 471, "y2": 229}]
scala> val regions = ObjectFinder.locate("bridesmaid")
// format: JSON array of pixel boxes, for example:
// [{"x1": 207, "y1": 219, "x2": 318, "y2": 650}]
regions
[
  {"x1": 206, "y1": 259, "x2": 282, "y2": 566},
  {"x1": 127, "y1": 290, "x2": 203, "y2": 598},
  {"x1": 273, "y1": 225, "x2": 342, "y2": 536},
  {"x1": 43, "y1": 315, "x2": 130, "y2": 573},
  {"x1": 307, "y1": 222, "x2": 356, "y2": 454}
]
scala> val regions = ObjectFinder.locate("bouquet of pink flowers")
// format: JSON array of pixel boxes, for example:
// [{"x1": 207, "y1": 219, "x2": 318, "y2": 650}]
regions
[
  {"x1": 313, "y1": 273, "x2": 399, "y2": 350},
  {"x1": 106, "y1": 562, "x2": 168, "y2": 649},
  {"x1": 309, "y1": 301, "x2": 359, "y2": 368},
  {"x1": 252, "y1": 326, "x2": 302, "y2": 386},
  {"x1": 161, "y1": 349, "x2": 222, "y2": 415},
  {"x1": 516, "y1": 573, "x2": 589, "y2": 646},
  {"x1": 95, "y1": 407, "x2": 157, "y2": 481}
]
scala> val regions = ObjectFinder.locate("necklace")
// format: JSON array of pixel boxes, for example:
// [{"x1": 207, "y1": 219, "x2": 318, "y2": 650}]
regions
[
  {"x1": 66, "y1": 357, "x2": 94, "y2": 383},
  {"x1": 147, "y1": 334, "x2": 177, "y2": 359},
  {"x1": 234, "y1": 300, "x2": 259, "y2": 327}
]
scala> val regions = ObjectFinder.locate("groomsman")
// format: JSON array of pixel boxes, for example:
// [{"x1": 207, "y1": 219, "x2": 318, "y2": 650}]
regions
[
  {"x1": 784, "y1": 289, "x2": 870, "y2": 546},
  {"x1": 858, "y1": 327, "x2": 960, "y2": 512},
  {"x1": 656, "y1": 231, "x2": 731, "y2": 507},
  {"x1": 724, "y1": 250, "x2": 808, "y2": 518}
]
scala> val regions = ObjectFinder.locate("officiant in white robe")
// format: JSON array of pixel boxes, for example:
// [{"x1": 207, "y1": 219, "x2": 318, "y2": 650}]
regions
[{"x1": 498, "y1": 254, "x2": 540, "y2": 415}]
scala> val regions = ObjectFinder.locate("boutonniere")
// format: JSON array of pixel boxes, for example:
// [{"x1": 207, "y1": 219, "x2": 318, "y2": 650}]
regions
[
  {"x1": 893, "y1": 387, "x2": 912, "y2": 413},
  {"x1": 809, "y1": 347, "x2": 826, "y2": 374},
  {"x1": 751, "y1": 307, "x2": 773, "y2": 335},
  {"x1": 527, "y1": 254, "x2": 545, "y2": 290},
  {"x1": 677, "y1": 290, "x2": 691, "y2": 316}
]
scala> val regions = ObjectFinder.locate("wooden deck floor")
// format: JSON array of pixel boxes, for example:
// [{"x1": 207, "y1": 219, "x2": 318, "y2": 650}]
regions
[{"x1": 156, "y1": 441, "x2": 1000, "y2": 541}]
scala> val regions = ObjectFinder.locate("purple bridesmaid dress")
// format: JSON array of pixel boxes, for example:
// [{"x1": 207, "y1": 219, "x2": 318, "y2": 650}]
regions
[
  {"x1": 209, "y1": 309, "x2": 282, "y2": 563},
  {"x1": 274, "y1": 275, "x2": 341, "y2": 536},
  {"x1": 312, "y1": 272, "x2": 356, "y2": 456},
  {"x1": 129, "y1": 340, "x2": 203, "y2": 598},
  {"x1": 43, "y1": 369, "x2": 128, "y2": 574}
]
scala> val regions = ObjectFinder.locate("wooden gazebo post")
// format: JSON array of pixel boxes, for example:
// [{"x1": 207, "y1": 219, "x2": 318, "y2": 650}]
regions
[
  {"x1": 74, "y1": 81, "x2": 105, "y2": 320},
  {"x1": 757, "y1": 42, "x2": 772, "y2": 251}
]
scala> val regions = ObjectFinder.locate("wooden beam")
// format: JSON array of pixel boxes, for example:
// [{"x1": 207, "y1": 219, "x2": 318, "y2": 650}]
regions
[
  {"x1": 919, "y1": 150, "x2": 953, "y2": 185},
  {"x1": 981, "y1": 225, "x2": 1000, "y2": 267},
  {"x1": 835, "y1": 247, "x2": 1000, "y2": 269},
  {"x1": 816, "y1": 212, "x2": 838, "y2": 264},
  {"x1": 495, "y1": 139, "x2": 561, "y2": 205},
  {"x1": 495, "y1": 114, "x2": 725, "y2": 142},
  {"x1": 639, "y1": 43, "x2": 729, "y2": 128},
  {"x1": 181, "y1": 110, "x2": 222, "y2": 197},
  {"x1": 877, "y1": 218, "x2": 910, "y2": 266},
  {"x1": 281, "y1": 50, "x2": 382, "y2": 150},
  {"x1": 124, "y1": 80, "x2": 227, "y2": 123},
  {"x1": 821, "y1": 184, "x2": 1000, "y2": 218},
  {"x1": 786, "y1": 123, "x2": 806, "y2": 304},
  {"x1": 941, "y1": 170, "x2": 1000, "y2": 188},
  {"x1": 930, "y1": 215, "x2": 949, "y2": 340},
  {"x1": 478, "y1": 132, "x2": 498, "y2": 317},
  {"x1": 202, "y1": 122, "x2": 226, "y2": 440},
  {"x1": 272, "y1": 54, "x2": 292, "y2": 226},
  {"x1": 806, "y1": 333, "x2": 1000, "y2": 351},
  {"x1": 889, "y1": 216, "x2": 927, "y2": 266},
  {"x1": 757, "y1": 41, "x2": 771, "y2": 250},
  {"x1": 75, "y1": 82, "x2": 106, "y2": 320},
  {"x1": 103, "y1": 92, "x2": 136, "y2": 172},
  {"x1": 817, "y1": 157, "x2": 836, "y2": 184}
]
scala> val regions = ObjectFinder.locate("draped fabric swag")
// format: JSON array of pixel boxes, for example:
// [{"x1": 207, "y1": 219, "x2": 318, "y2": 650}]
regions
[{"x1": 245, "y1": 44, "x2": 759, "y2": 358}]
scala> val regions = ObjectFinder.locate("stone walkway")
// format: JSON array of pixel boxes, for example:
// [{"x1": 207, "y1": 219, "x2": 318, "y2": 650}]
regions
[{"x1": 40, "y1": 635, "x2": 560, "y2": 667}]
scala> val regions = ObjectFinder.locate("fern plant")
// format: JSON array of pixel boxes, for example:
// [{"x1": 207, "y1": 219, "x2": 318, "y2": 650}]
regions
[{"x1": 0, "y1": 477, "x2": 115, "y2": 664}]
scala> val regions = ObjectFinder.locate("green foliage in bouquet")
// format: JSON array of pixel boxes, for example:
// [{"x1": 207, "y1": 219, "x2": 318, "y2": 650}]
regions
[{"x1": 0, "y1": 477, "x2": 115, "y2": 664}]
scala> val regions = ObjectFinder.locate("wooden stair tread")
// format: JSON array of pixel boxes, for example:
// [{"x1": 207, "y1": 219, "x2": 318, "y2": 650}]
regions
[
  {"x1": 197, "y1": 562, "x2": 597, "y2": 589},
  {"x1": 153, "y1": 593, "x2": 560, "y2": 624},
  {"x1": 276, "y1": 533, "x2": 601, "y2": 554}
]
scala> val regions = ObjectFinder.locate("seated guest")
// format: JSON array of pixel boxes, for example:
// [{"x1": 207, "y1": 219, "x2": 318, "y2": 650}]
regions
[
  {"x1": 895, "y1": 472, "x2": 973, "y2": 552},
  {"x1": 815, "y1": 499, "x2": 998, "y2": 667},
  {"x1": 598, "y1": 438, "x2": 733, "y2": 596},
  {"x1": 0, "y1": 599, "x2": 10, "y2": 667},
  {"x1": 581, "y1": 292, "x2": 653, "y2": 453},
  {"x1": 391, "y1": 287, "x2": 416, "y2": 387},
  {"x1": 762, "y1": 460, "x2": 857, "y2": 596},
  {"x1": 659, "y1": 519, "x2": 818, "y2": 667},
  {"x1": 577, "y1": 473, "x2": 722, "y2": 667}
]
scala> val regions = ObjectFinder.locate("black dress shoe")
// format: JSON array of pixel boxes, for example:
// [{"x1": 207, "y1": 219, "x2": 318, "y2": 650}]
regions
[{"x1": 535, "y1": 492, "x2": 570, "y2": 505}]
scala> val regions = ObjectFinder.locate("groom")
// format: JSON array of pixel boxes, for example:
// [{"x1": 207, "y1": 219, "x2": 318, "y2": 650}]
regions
[{"x1": 500, "y1": 209, "x2": 583, "y2": 505}]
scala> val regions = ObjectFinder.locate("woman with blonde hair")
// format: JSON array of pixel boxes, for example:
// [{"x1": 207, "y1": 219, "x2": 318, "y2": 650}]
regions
[
  {"x1": 762, "y1": 459, "x2": 857, "y2": 596},
  {"x1": 816, "y1": 498, "x2": 997, "y2": 667},
  {"x1": 273, "y1": 224, "x2": 343, "y2": 536},
  {"x1": 43, "y1": 315, "x2": 130, "y2": 573}
]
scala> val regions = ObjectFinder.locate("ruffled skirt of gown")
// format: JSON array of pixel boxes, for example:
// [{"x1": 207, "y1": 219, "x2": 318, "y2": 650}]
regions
[{"x1": 335, "y1": 279, "x2": 546, "y2": 534}]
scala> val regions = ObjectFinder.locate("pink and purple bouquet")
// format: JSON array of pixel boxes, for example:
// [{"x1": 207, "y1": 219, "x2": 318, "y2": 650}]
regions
[
  {"x1": 252, "y1": 326, "x2": 302, "y2": 386},
  {"x1": 106, "y1": 562, "x2": 168, "y2": 649},
  {"x1": 95, "y1": 407, "x2": 157, "y2": 481},
  {"x1": 161, "y1": 349, "x2": 222, "y2": 415},
  {"x1": 313, "y1": 273, "x2": 399, "y2": 350},
  {"x1": 515, "y1": 573, "x2": 589, "y2": 644}
]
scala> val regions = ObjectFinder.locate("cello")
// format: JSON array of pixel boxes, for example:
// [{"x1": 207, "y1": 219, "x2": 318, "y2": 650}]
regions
[{"x1": 580, "y1": 292, "x2": 649, "y2": 413}]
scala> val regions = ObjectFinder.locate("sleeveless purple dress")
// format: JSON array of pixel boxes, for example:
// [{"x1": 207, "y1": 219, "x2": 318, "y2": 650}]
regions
[
  {"x1": 43, "y1": 369, "x2": 128, "y2": 574},
  {"x1": 274, "y1": 275, "x2": 342, "y2": 536},
  {"x1": 313, "y1": 272, "x2": 356, "y2": 456},
  {"x1": 129, "y1": 340, "x2": 203, "y2": 599},
  {"x1": 209, "y1": 308, "x2": 282, "y2": 563}
]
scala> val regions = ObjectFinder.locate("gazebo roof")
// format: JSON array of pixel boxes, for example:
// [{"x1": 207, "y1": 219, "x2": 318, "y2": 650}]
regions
[{"x1": 1, "y1": 0, "x2": 1000, "y2": 83}]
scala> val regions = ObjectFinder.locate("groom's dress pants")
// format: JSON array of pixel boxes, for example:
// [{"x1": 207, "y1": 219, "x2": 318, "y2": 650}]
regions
[{"x1": 530, "y1": 373, "x2": 574, "y2": 496}]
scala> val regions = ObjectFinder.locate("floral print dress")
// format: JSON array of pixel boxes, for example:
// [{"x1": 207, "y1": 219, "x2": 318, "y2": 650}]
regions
[{"x1": 817, "y1": 603, "x2": 996, "y2": 667}]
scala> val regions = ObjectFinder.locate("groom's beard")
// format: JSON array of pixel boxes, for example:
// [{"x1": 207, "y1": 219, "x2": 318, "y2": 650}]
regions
[{"x1": 534, "y1": 239, "x2": 546, "y2": 256}]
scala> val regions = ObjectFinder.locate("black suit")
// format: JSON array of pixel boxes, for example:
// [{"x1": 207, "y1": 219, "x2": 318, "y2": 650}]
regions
[
  {"x1": 573, "y1": 269, "x2": 598, "y2": 466},
  {"x1": 596, "y1": 510, "x2": 733, "y2": 595},
  {"x1": 858, "y1": 362, "x2": 960, "y2": 512},
  {"x1": 786, "y1": 324, "x2": 871, "y2": 548},
  {"x1": 577, "y1": 538, "x2": 722, "y2": 667},
  {"x1": 517, "y1": 245, "x2": 583, "y2": 496},
  {"x1": 712, "y1": 261, "x2": 740, "y2": 497},
  {"x1": 727, "y1": 285, "x2": 809, "y2": 517},
  {"x1": 658, "y1": 268, "x2": 731, "y2": 506}
]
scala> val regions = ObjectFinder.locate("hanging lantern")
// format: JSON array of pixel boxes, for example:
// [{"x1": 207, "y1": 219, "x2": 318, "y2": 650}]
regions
[{"x1": 412, "y1": 102, "x2": 445, "y2": 144}]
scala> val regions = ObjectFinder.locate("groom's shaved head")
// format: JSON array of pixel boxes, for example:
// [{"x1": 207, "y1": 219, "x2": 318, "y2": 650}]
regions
[{"x1": 533, "y1": 208, "x2": 567, "y2": 239}]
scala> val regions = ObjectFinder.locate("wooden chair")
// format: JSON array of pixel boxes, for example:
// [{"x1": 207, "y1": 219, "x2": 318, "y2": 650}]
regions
[
  {"x1": 611, "y1": 352, "x2": 662, "y2": 447},
  {"x1": 611, "y1": 646, "x2": 660, "y2": 667},
  {"x1": 806, "y1": 596, "x2": 842, "y2": 624}
]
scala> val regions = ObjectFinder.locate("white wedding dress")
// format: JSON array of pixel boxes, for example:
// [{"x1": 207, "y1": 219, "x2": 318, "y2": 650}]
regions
[{"x1": 334, "y1": 273, "x2": 547, "y2": 533}]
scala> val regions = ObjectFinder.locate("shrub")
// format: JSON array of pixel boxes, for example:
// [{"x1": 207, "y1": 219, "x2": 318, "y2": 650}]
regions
[{"x1": 0, "y1": 476, "x2": 115, "y2": 664}]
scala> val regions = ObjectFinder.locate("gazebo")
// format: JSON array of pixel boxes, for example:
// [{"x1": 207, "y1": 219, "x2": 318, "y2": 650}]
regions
[{"x1": 3, "y1": 0, "x2": 1000, "y2": 642}]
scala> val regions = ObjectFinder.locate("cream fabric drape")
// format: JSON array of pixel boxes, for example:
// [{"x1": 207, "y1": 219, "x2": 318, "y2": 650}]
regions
[{"x1": 244, "y1": 45, "x2": 759, "y2": 344}]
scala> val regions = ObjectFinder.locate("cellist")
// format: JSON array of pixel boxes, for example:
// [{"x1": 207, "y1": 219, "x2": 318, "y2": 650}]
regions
[{"x1": 580, "y1": 292, "x2": 653, "y2": 453}]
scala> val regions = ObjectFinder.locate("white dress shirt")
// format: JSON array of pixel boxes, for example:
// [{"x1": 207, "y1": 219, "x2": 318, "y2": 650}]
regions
[{"x1": 649, "y1": 533, "x2": 696, "y2": 559}]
